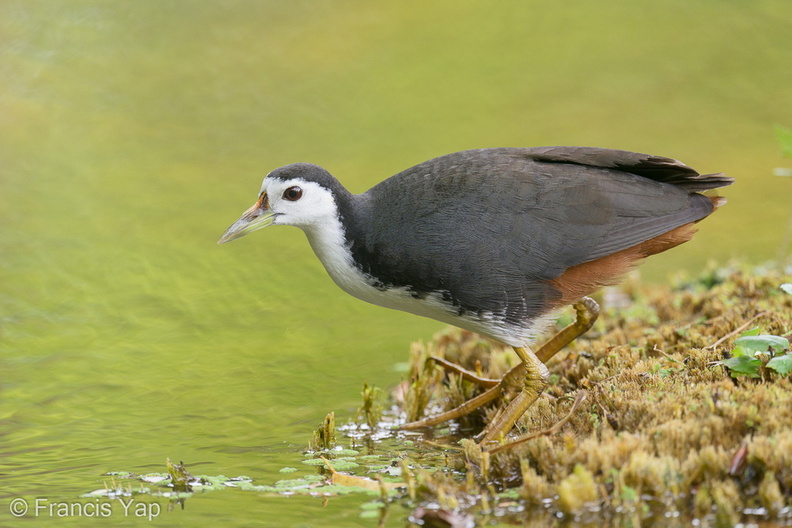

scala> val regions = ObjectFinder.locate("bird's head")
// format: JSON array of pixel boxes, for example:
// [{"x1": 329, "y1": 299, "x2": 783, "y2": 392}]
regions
[{"x1": 218, "y1": 163, "x2": 343, "y2": 244}]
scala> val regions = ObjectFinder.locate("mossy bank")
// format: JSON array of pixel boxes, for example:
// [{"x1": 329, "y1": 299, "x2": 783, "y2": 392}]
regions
[{"x1": 351, "y1": 266, "x2": 792, "y2": 526}]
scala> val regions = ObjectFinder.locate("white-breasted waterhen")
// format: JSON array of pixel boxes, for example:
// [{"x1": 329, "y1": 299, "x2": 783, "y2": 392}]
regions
[{"x1": 218, "y1": 146, "x2": 733, "y2": 446}]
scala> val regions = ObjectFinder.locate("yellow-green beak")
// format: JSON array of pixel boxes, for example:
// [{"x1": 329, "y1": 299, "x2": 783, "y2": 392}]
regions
[{"x1": 217, "y1": 193, "x2": 275, "y2": 244}]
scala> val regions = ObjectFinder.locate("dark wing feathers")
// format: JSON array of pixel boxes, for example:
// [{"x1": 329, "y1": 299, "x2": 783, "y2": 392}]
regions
[
  {"x1": 346, "y1": 147, "x2": 730, "y2": 320},
  {"x1": 526, "y1": 146, "x2": 700, "y2": 179},
  {"x1": 527, "y1": 146, "x2": 733, "y2": 190}
]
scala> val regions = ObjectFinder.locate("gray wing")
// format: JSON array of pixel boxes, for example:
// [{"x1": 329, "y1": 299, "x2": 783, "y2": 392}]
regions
[{"x1": 348, "y1": 147, "x2": 729, "y2": 321}]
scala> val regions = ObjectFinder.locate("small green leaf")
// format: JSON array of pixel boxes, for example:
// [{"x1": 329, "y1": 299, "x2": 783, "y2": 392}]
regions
[
  {"x1": 767, "y1": 355, "x2": 792, "y2": 376},
  {"x1": 740, "y1": 327, "x2": 761, "y2": 337},
  {"x1": 332, "y1": 448, "x2": 360, "y2": 456},
  {"x1": 734, "y1": 335, "x2": 789, "y2": 354},
  {"x1": 781, "y1": 283, "x2": 792, "y2": 295},
  {"x1": 720, "y1": 356, "x2": 762, "y2": 378},
  {"x1": 730, "y1": 346, "x2": 749, "y2": 358}
]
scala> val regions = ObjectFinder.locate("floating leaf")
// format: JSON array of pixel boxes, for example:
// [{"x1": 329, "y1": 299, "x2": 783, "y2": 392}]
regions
[
  {"x1": 735, "y1": 335, "x2": 789, "y2": 355},
  {"x1": 326, "y1": 459, "x2": 360, "y2": 471},
  {"x1": 767, "y1": 355, "x2": 792, "y2": 376},
  {"x1": 331, "y1": 448, "x2": 360, "y2": 457},
  {"x1": 720, "y1": 356, "x2": 761, "y2": 378},
  {"x1": 320, "y1": 457, "x2": 404, "y2": 493}
]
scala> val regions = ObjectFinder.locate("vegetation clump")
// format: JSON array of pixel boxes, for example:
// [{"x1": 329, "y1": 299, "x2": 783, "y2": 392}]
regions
[{"x1": 389, "y1": 266, "x2": 792, "y2": 526}]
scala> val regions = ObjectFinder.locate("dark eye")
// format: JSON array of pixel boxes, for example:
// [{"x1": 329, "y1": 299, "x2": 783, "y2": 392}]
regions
[{"x1": 282, "y1": 186, "x2": 303, "y2": 201}]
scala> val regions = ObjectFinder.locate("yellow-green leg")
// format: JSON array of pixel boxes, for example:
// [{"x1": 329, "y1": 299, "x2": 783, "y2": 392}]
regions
[
  {"x1": 400, "y1": 384, "x2": 504, "y2": 429},
  {"x1": 476, "y1": 345, "x2": 548, "y2": 444},
  {"x1": 535, "y1": 297, "x2": 599, "y2": 363},
  {"x1": 424, "y1": 356, "x2": 500, "y2": 388},
  {"x1": 400, "y1": 297, "x2": 600, "y2": 433},
  {"x1": 477, "y1": 297, "x2": 599, "y2": 445}
]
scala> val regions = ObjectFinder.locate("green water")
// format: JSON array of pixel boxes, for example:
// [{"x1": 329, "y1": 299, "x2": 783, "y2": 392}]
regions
[{"x1": 1, "y1": 1, "x2": 791, "y2": 526}]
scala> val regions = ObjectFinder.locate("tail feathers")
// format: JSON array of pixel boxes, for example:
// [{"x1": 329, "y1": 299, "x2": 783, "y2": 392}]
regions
[
  {"x1": 660, "y1": 172, "x2": 734, "y2": 192},
  {"x1": 710, "y1": 195, "x2": 728, "y2": 208}
]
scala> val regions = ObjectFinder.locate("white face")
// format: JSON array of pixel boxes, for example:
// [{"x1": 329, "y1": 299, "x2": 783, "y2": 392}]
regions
[
  {"x1": 218, "y1": 175, "x2": 340, "y2": 244},
  {"x1": 261, "y1": 177, "x2": 338, "y2": 229}
]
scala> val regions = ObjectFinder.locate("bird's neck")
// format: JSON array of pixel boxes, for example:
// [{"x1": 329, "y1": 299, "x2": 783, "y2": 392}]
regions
[
  {"x1": 303, "y1": 217, "x2": 353, "y2": 274},
  {"x1": 301, "y1": 194, "x2": 373, "y2": 298}
]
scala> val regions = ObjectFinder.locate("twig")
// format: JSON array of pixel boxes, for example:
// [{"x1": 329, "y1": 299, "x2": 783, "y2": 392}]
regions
[
  {"x1": 488, "y1": 390, "x2": 586, "y2": 454},
  {"x1": 652, "y1": 344, "x2": 685, "y2": 365},
  {"x1": 704, "y1": 311, "x2": 770, "y2": 350}
]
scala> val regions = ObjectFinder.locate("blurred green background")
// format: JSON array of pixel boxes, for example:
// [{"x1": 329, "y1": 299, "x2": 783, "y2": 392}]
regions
[{"x1": 1, "y1": 1, "x2": 791, "y2": 526}]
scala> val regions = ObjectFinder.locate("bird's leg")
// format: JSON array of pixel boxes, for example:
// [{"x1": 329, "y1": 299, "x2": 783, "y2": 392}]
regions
[
  {"x1": 399, "y1": 357, "x2": 502, "y2": 430},
  {"x1": 476, "y1": 297, "x2": 600, "y2": 445},
  {"x1": 401, "y1": 354, "x2": 548, "y2": 432},
  {"x1": 400, "y1": 383, "x2": 503, "y2": 429},
  {"x1": 420, "y1": 297, "x2": 599, "y2": 398},
  {"x1": 476, "y1": 345, "x2": 549, "y2": 445},
  {"x1": 426, "y1": 356, "x2": 500, "y2": 388},
  {"x1": 400, "y1": 297, "x2": 599, "y2": 434},
  {"x1": 535, "y1": 297, "x2": 600, "y2": 363}
]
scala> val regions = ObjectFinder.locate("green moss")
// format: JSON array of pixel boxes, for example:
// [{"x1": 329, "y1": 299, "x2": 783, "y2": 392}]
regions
[
  {"x1": 377, "y1": 266, "x2": 792, "y2": 525},
  {"x1": 557, "y1": 465, "x2": 598, "y2": 515}
]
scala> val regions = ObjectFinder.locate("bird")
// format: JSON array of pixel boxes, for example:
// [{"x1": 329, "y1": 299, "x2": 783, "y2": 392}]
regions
[{"x1": 218, "y1": 146, "x2": 733, "y2": 445}]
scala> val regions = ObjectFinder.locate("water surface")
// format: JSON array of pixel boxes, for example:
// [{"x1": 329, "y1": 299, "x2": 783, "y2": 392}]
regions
[{"x1": 2, "y1": 1, "x2": 791, "y2": 526}]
